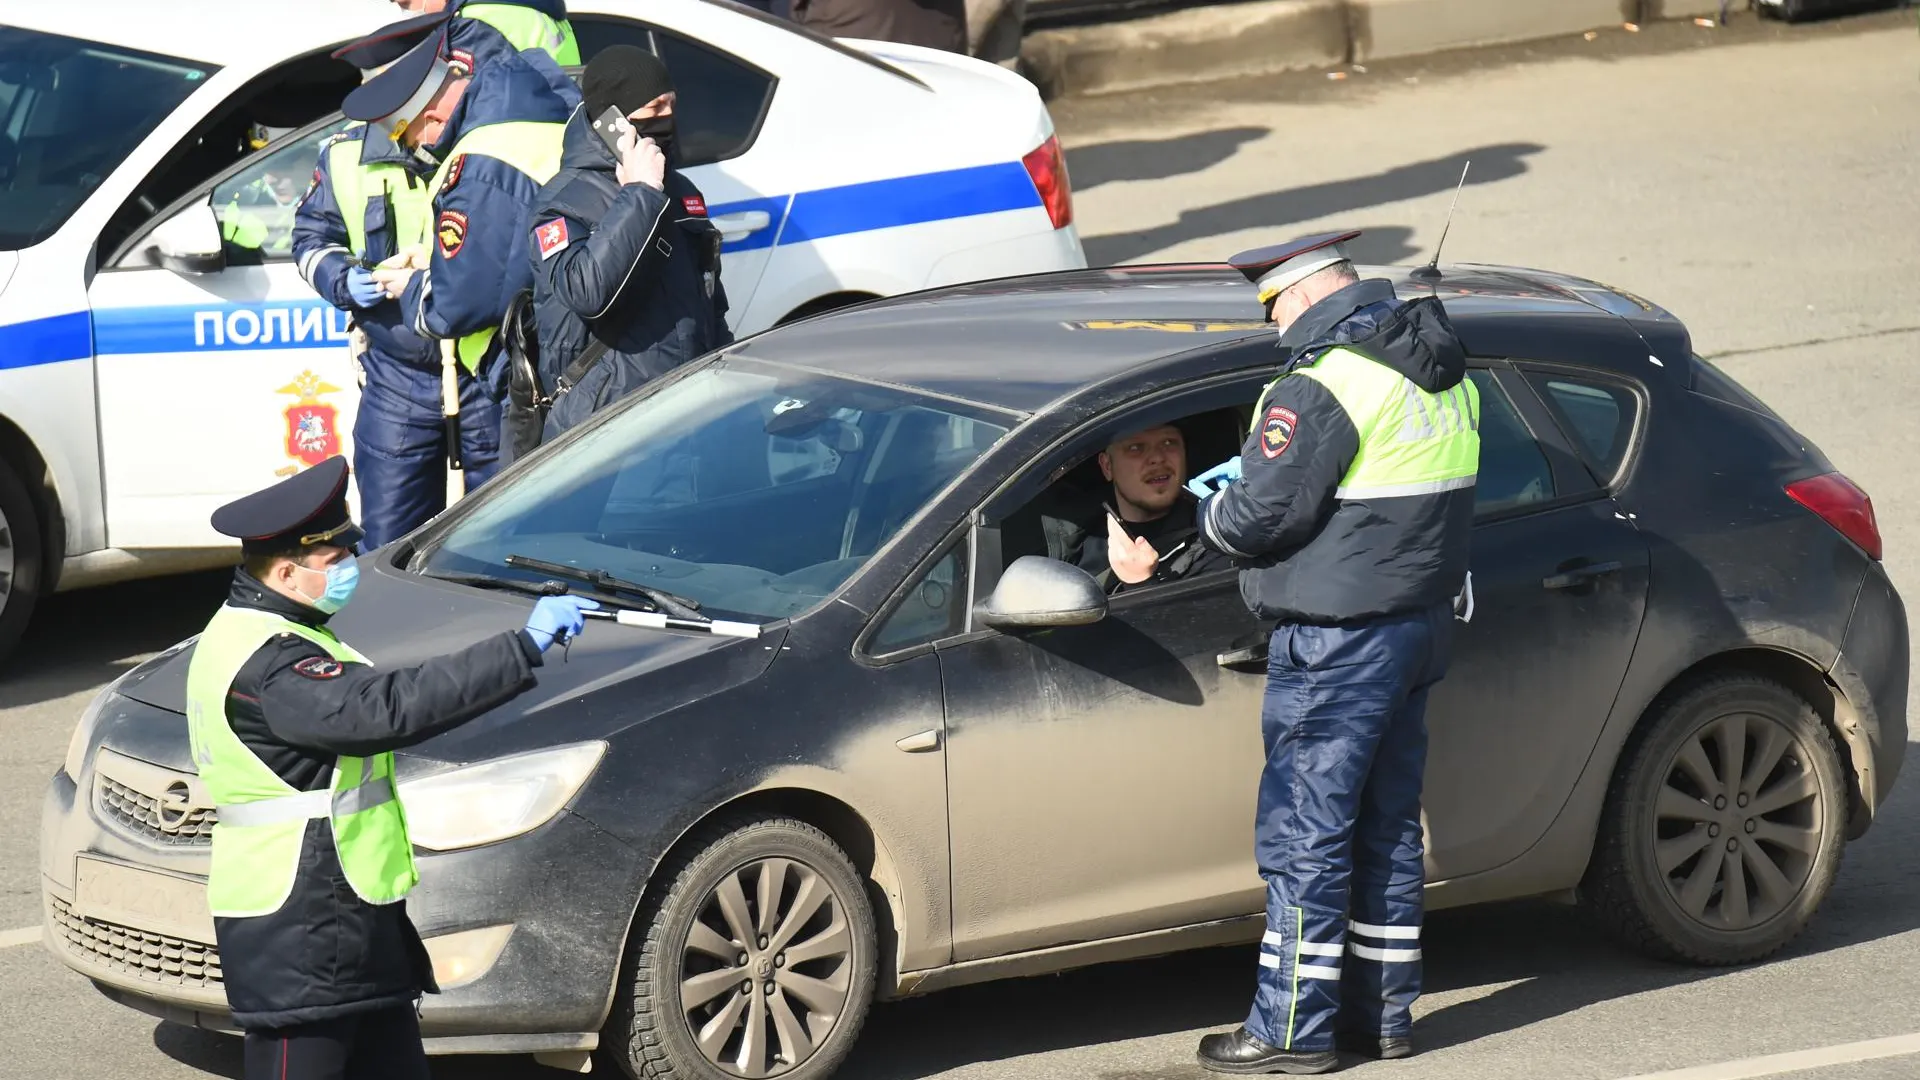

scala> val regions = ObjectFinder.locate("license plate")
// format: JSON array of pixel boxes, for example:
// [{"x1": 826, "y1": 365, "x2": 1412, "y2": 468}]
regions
[{"x1": 74, "y1": 856, "x2": 214, "y2": 945}]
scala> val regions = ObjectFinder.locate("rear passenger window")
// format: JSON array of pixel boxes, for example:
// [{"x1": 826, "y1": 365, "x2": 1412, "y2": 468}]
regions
[
  {"x1": 1527, "y1": 373, "x2": 1639, "y2": 481},
  {"x1": 1469, "y1": 370, "x2": 1555, "y2": 517},
  {"x1": 572, "y1": 18, "x2": 775, "y2": 167}
]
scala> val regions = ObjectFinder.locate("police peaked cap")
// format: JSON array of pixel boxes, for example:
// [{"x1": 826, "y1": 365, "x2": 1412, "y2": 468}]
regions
[
  {"x1": 340, "y1": 24, "x2": 462, "y2": 135},
  {"x1": 332, "y1": 11, "x2": 447, "y2": 70},
  {"x1": 1231, "y1": 230, "x2": 1361, "y2": 304},
  {"x1": 211, "y1": 455, "x2": 364, "y2": 554}
]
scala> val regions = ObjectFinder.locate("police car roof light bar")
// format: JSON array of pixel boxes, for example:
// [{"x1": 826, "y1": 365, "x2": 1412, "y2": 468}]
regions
[{"x1": 1411, "y1": 160, "x2": 1470, "y2": 283}]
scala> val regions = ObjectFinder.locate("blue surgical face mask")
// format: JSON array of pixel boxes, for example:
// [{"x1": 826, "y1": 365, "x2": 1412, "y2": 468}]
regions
[{"x1": 295, "y1": 556, "x2": 360, "y2": 614}]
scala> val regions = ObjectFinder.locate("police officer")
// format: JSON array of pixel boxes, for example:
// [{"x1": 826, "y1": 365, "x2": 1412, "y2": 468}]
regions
[
  {"x1": 186, "y1": 456, "x2": 597, "y2": 1080},
  {"x1": 339, "y1": 19, "x2": 572, "y2": 488},
  {"x1": 293, "y1": 14, "x2": 576, "y2": 549},
  {"x1": 387, "y1": 0, "x2": 580, "y2": 67},
  {"x1": 514, "y1": 45, "x2": 731, "y2": 459},
  {"x1": 1190, "y1": 231, "x2": 1479, "y2": 1074}
]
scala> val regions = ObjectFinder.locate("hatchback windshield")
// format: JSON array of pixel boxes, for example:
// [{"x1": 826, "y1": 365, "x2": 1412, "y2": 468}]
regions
[
  {"x1": 0, "y1": 29, "x2": 214, "y2": 249},
  {"x1": 417, "y1": 359, "x2": 1013, "y2": 621}
]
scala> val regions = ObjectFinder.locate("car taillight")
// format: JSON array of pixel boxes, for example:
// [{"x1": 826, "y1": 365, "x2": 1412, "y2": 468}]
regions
[
  {"x1": 1786, "y1": 472, "x2": 1882, "y2": 560},
  {"x1": 1022, "y1": 134, "x2": 1073, "y2": 230}
]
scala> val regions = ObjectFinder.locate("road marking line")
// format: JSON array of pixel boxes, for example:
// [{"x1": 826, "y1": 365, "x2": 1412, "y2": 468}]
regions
[
  {"x1": 1618, "y1": 1033, "x2": 1920, "y2": 1080},
  {"x1": 0, "y1": 925, "x2": 42, "y2": 949}
]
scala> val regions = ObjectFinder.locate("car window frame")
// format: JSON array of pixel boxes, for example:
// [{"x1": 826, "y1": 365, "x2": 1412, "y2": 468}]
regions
[
  {"x1": 568, "y1": 14, "x2": 778, "y2": 168},
  {"x1": 103, "y1": 109, "x2": 351, "y2": 271},
  {"x1": 1511, "y1": 360, "x2": 1648, "y2": 494},
  {"x1": 855, "y1": 518, "x2": 973, "y2": 665},
  {"x1": 1468, "y1": 359, "x2": 1605, "y2": 524}
]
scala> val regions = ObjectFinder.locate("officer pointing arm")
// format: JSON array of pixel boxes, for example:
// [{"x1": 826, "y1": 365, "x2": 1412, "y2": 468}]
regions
[{"x1": 187, "y1": 455, "x2": 595, "y2": 1080}]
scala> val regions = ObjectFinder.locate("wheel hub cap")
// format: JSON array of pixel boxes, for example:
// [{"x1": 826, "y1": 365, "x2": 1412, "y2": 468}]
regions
[
  {"x1": 679, "y1": 857, "x2": 854, "y2": 1078},
  {"x1": 1653, "y1": 710, "x2": 1823, "y2": 930}
]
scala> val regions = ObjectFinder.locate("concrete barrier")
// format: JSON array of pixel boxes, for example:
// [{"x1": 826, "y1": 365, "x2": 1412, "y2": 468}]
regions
[{"x1": 1020, "y1": 0, "x2": 1743, "y2": 98}]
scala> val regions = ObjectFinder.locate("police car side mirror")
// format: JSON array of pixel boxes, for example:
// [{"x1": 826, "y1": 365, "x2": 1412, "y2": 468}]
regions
[
  {"x1": 145, "y1": 199, "x2": 226, "y2": 276},
  {"x1": 976, "y1": 556, "x2": 1107, "y2": 631}
]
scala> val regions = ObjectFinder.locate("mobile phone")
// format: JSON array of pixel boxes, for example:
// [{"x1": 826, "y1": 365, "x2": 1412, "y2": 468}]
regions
[{"x1": 592, "y1": 105, "x2": 628, "y2": 155}]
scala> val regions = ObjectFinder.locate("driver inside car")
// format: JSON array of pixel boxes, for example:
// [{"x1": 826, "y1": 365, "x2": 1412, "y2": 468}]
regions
[{"x1": 1071, "y1": 422, "x2": 1233, "y2": 592}]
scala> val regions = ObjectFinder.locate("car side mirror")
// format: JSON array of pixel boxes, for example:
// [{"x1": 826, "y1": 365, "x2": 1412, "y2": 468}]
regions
[
  {"x1": 976, "y1": 556, "x2": 1107, "y2": 631},
  {"x1": 144, "y1": 199, "x2": 225, "y2": 275}
]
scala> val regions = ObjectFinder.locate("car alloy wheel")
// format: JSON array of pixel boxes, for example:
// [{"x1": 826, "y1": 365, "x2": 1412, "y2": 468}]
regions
[
  {"x1": 1651, "y1": 711, "x2": 1823, "y2": 930},
  {"x1": 1583, "y1": 674, "x2": 1846, "y2": 965},
  {"x1": 0, "y1": 455, "x2": 42, "y2": 665},
  {"x1": 681, "y1": 857, "x2": 856, "y2": 1076},
  {"x1": 608, "y1": 816, "x2": 876, "y2": 1080}
]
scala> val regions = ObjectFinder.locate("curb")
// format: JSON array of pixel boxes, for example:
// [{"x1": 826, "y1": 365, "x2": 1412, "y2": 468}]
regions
[{"x1": 1021, "y1": 0, "x2": 1743, "y2": 98}]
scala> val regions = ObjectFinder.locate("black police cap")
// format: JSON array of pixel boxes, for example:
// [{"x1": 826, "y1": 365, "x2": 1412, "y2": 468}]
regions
[
  {"x1": 333, "y1": 11, "x2": 447, "y2": 70},
  {"x1": 211, "y1": 456, "x2": 364, "y2": 554},
  {"x1": 341, "y1": 26, "x2": 450, "y2": 124},
  {"x1": 1230, "y1": 230, "x2": 1361, "y2": 304}
]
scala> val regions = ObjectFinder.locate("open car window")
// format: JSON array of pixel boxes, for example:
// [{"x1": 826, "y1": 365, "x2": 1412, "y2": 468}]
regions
[{"x1": 415, "y1": 359, "x2": 1012, "y2": 621}]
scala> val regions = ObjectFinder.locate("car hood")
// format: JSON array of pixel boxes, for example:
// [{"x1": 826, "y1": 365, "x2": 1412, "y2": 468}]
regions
[{"x1": 109, "y1": 557, "x2": 788, "y2": 770}]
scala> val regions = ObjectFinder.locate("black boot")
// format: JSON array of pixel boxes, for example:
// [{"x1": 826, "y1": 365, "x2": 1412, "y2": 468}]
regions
[
  {"x1": 1196, "y1": 1027, "x2": 1340, "y2": 1075},
  {"x1": 1335, "y1": 1031, "x2": 1413, "y2": 1060}
]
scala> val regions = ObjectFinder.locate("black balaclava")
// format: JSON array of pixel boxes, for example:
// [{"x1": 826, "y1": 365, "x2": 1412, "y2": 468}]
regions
[{"x1": 581, "y1": 45, "x2": 678, "y2": 163}]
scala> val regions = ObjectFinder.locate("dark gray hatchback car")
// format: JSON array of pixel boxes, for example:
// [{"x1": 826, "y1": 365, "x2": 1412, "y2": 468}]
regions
[{"x1": 42, "y1": 262, "x2": 1905, "y2": 1080}]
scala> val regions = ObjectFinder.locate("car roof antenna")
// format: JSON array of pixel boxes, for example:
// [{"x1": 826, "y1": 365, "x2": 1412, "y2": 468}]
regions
[{"x1": 1410, "y1": 160, "x2": 1470, "y2": 284}]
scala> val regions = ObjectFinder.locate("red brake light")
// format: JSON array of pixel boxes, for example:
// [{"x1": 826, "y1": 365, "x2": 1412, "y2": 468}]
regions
[
  {"x1": 1786, "y1": 472, "x2": 1882, "y2": 560},
  {"x1": 1021, "y1": 134, "x2": 1073, "y2": 230}
]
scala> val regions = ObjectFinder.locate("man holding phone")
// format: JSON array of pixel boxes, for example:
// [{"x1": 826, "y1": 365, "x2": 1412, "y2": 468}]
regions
[
  {"x1": 509, "y1": 45, "x2": 732, "y2": 462},
  {"x1": 1077, "y1": 422, "x2": 1231, "y2": 592}
]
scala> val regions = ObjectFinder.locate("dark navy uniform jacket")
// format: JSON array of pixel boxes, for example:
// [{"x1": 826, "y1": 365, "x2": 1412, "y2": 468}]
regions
[
  {"x1": 445, "y1": 2, "x2": 582, "y2": 107},
  {"x1": 528, "y1": 107, "x2": 733, "y2": 439},
  {"x1": 213, "y1": 571, "x2": 543, "y2": 1029}
]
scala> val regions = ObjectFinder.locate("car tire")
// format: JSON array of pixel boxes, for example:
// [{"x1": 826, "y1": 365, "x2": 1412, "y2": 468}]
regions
[
  {"x1": 1583, "y1": 673, "x2": 1847, "y2": 965},
  {"x1": 0, "y1": 455, "x2": 44, "y2": 665},
  {"x1": 606, "y1": 816, "x2": 878, "y2": 1080}
]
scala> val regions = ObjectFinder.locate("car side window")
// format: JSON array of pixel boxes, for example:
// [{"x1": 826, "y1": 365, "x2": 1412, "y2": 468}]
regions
[
  {"x1": 571, "y1": 18, "x2": 775, "y2": 167},
  {"x1": 1524, "y1": 371, "x2": 1640, "y2": 482},
  {"x1": 870, "y1": 536, "x2": 969, "y2": 654},
  {"x1": 212, "y1": 119, "x2": 352, "y2": 265},
  {"x1": 1469, "y1": 369, "x2": 1557, "y2": 517}
]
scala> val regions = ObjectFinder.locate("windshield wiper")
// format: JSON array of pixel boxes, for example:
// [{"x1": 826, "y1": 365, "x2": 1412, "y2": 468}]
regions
[
  {"x1": 422, "y1": 570, "x2": 570, "y2": 596},
  {"x1": 504, "y1": 553, "x2": 705, "y2": 621}
]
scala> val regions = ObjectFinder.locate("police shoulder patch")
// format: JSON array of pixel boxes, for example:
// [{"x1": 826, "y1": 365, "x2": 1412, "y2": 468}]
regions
[
  {"x1": 292, "y1": 656, "x2": 346, "y2": 680},
  {"x1": 1261, "y1": 405, "x2": 1298, "y2": 459},
  {"x1": 442, "y1": 153, "x2": 465, "y2": 193},
  {"x1": 437, "y1": 210, "x2": 468, "y2": 258},
  {"x1": 535, "y1": 217, "x2": 569, "y2": 260}
]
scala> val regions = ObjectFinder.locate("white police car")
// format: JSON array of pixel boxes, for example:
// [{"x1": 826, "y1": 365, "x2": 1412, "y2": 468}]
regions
[{"x1": 0, "y1": 0, "x2": 1086, "y2": 662}]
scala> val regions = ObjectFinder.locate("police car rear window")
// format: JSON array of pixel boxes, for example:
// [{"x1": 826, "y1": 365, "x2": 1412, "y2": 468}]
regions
[{"x1": 0, "y1": 29, "x2": 215, "y2": 249}]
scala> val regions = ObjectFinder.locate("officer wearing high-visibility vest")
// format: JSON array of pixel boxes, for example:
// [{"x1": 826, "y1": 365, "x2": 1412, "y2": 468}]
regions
[
  {"x1": 387, "y1": 0, "x2": 579, "y2": 67},
  {"x1": 292, "y1": 12, "x2": 577, "y2": 551},
  {"x1": 1187, "y1": 231, "x2": 1479, "y2": 1074},
  {"x1": 187, "y1": 455, "x2": 597, "y2": 1080},
  {"x1": 342, "y1": 18, "x2": 571, "y2": 455}
]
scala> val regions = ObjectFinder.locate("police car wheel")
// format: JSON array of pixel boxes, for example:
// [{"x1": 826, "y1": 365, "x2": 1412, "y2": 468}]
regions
[
  {"x1": 606, "y1": 815, "x2": 878, "y2": 1080},
  {"x1": 0, "y1": 456, "x2": 44, "y2": 665},
  {"x1": 1583, "y1": 673, "x2": 1846, "y2": 966}
]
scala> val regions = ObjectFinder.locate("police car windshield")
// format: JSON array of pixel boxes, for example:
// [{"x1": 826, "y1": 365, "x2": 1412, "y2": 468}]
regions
[
  {"x1": 0, "y1": 29, "x2": 214, "y2": 249},
  {"x1": 416, "y1": 359, "x2": 1012, "y2": 622}
]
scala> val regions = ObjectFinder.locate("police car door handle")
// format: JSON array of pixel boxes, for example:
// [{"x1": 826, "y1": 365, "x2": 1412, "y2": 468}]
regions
[
  {"x1": 711, "y1": 210, "x2": 770, "y2": 243},
  {"x1": 1542, "y1": 560, "x2": 1623, "y2": 590},
  {"x1": 1217, "y1": 641, "x2": 1269, "y2": 671}
]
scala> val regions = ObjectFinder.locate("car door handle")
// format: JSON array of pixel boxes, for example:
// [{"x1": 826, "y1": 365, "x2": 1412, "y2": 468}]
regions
[
  {"x1": 1542, "y1": 560, "x2": 1624, "y2": 590},
  {"x1": 710, "y1": 210, "x2": 770, "y2": 242},
  {"x1": 1217, "y1": 640, "x2": 1269, "y2": 672},
  {"x1": 895, "y1": 730, "x2": 941, "y2": 753}
]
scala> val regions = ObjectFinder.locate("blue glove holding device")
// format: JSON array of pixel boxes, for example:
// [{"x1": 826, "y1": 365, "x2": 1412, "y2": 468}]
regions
[
  {"x1": 1185, "y1": 456, "x2": 1243, "y2": 498},
  {"x1": 525, "y1": 595, "x2": 601, "y2": 652},
  {"x1": 345, "y1": 266, "x2": 385, "y2": 309}
]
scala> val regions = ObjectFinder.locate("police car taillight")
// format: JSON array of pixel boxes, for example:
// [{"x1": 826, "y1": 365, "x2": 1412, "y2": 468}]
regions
[
  {"x1": 1786, "y1": 472, "x2": 1882, "y2": 560},
  {"x1": 1022, "y1": 135, "x2": 1074, "y2": 230}
]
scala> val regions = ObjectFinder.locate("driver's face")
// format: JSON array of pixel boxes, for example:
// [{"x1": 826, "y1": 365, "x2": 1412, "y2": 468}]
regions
[{"x1": 1101, "y1": 425, "x2": 1186, "y2": 520}]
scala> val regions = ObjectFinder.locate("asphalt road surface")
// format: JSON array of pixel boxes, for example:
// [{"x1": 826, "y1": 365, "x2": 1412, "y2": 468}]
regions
[{"x1": 6, "y1": 7, "x2": 1920, "y2": 1079}]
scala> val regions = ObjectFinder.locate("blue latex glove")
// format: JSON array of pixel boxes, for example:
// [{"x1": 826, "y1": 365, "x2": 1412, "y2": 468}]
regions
[
  {"x1": 345, "y1": 266, "x2": 385, "y2": 309},
  {"x1": 1186, "y1": 456, "x2": 1243, "y2": 498},
  {"x1": 524, "y1": 595, "x2": 601, "y2": 652}
]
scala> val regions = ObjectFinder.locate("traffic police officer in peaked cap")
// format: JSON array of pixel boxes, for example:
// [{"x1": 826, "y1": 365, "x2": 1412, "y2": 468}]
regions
[
  {"x1": 186, "y1": 456, "x2": 596, "y2": 1080},
  {"x1": 1188, "y1": 231, "x2": 1479, "y2": 1074}
]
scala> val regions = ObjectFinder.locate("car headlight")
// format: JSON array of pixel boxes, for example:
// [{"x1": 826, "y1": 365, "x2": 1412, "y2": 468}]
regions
[
  {"x1": 397, "y1": 741, "x2": 606, "y2": 853},
  {"x1": 63, "y1": 690, "x2": 116, "y2": 782}
]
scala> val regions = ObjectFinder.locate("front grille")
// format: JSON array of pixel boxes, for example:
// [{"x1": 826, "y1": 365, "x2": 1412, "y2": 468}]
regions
[
  {"x1": 48, "y1": 896, "x2": 223, "y2": 990},
  {"x1": 97, "y1": 774, "x2": 216, "y2": 846}
]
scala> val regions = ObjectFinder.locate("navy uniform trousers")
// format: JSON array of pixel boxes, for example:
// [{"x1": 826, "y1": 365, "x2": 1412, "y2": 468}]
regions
[
  {"x1": 353, "y1": 367, "x2": 499, "y2": 552},
  {"x1": 1245, "y1": 601, "x2": 1452, "y2": 1052},
  {"x1": 243, "y1": 1004, "x2": 429, "y2": 1080}
]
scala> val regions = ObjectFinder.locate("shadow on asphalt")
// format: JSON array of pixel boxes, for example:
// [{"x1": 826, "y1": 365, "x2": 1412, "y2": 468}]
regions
[
  {"x1": 1079, "y1": 142, "x2": 1544, "y2": 267},
  {"x1": 1064, "y1": 126, "x2": 1270, "y2": 193},
  {"x1": 1, "y1": 570, "x2": 230, "y2": 709}
]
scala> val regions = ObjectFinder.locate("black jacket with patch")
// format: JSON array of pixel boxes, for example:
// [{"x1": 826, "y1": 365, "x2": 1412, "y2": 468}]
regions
[
  {"x1": 213, "y1": 571, "x2": 542, "y2": 1030},
  {"x1": 521, "y1": 107, "x2": 732, "y2": 457},
  {"x1": 1198, "y1": 278, "x2": 1475, "y2": 625}
]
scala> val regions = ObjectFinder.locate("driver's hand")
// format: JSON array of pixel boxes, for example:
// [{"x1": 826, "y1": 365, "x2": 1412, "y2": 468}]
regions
[{"x1": 1106, "y1": 514, "x2": 1158, "y2": 585}]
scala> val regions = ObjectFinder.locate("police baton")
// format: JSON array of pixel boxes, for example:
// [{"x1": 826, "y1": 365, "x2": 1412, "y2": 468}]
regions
[{"x1": 441, "y1": 339, "x2": 466, "y2": 503}]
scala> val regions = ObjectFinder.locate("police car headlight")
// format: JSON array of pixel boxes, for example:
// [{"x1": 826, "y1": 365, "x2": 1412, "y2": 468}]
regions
[
  {"x1": 398, "y1": 741, "x2": 607, "y2": 853},
  {"x1": 64, "y1": 690, "x2": 116, "y2": 782}
]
